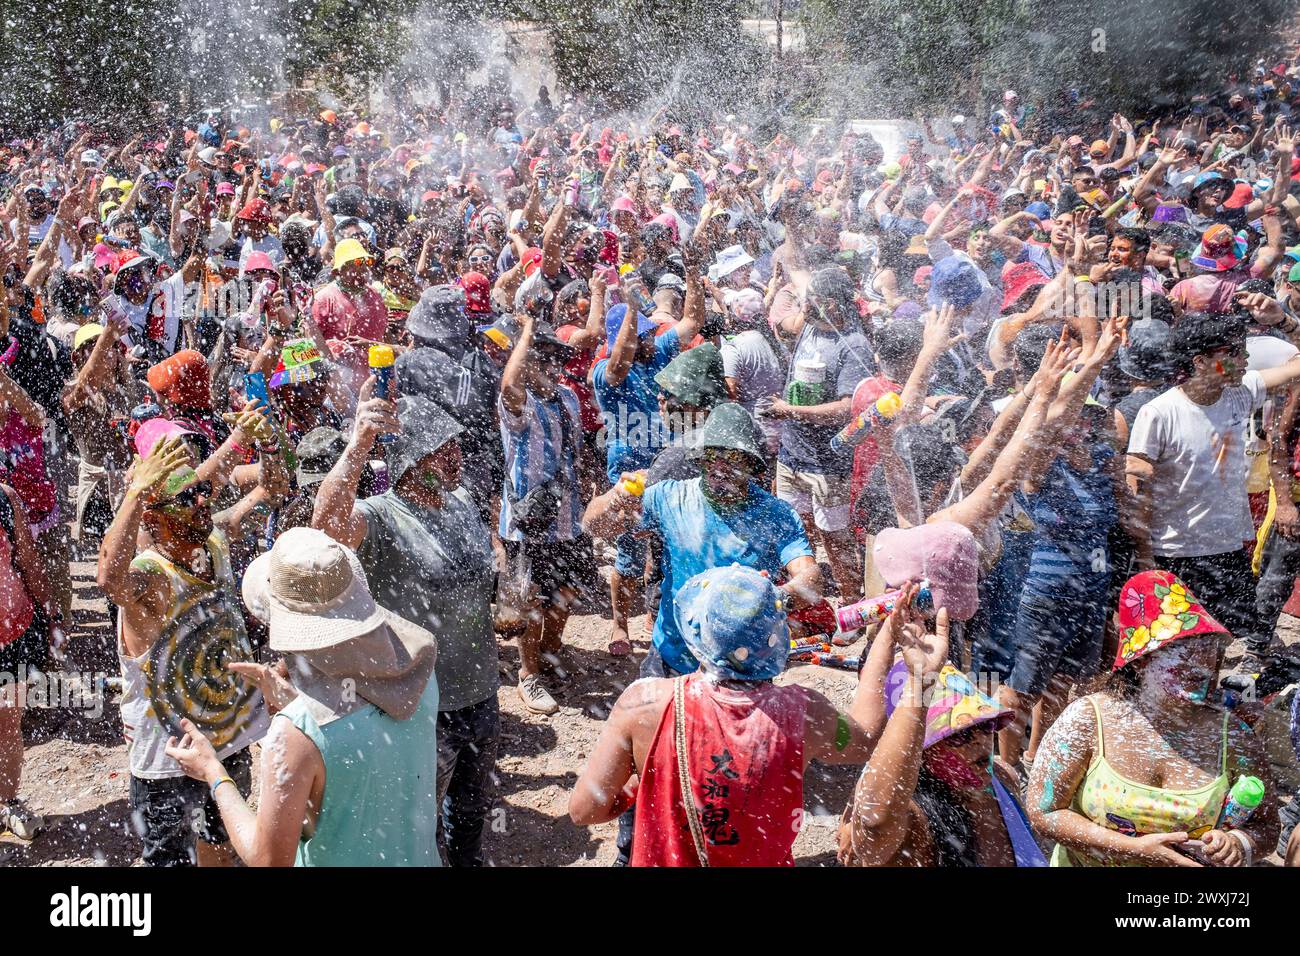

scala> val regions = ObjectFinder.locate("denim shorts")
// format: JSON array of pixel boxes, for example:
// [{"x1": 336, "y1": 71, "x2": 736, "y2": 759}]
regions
[
  {"x1": 613, "y1": 529, "x2": 647, "y2": 577},
  {"x1": 129, "y1": 748, "x2": 253, "y2": 866},
  {"x1": 1009, "y1": 581, "x2": 1110, "y2": 696}
]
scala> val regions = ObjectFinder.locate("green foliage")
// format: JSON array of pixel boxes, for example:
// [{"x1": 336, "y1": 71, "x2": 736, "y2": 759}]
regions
[
  {"x1": 539, "y1": 0, "x2": 768, "y2": 113},
  {"x1": 799, "y1": 0, "x2": 1295, "y2": 118}
]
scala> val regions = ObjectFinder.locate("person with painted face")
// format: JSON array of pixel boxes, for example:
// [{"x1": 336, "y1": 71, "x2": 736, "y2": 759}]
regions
[
  {"x1": 1127, "y1": 311, "x2": 1300, "y2": 673},
  {"x1": 312, "y1": 390, "x2": 499, "y2": 866},
  {"x1": 583, "y1": 401, "x2": 822, "y2": 864},
  {"x1": 584, "y1": 401, "x2": 821, "y2": 675},
  {"x1": 97, "y1": 421, "x2": 275, "y2": 866},
  {"x1": 1029, "y1": 570, "x2": 1280, "y2": 867},
  {"x1": 103, "y1": 248, "x2": 161, "y2": 355}
]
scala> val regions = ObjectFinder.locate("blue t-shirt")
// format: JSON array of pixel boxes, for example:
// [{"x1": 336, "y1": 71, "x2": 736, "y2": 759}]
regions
[
  {"x1": 1021, "y1": 444, "x2": 1116, "y2": 599},
  {"x1": 593, "y1": 327, "x2": 681, "y2": 483},
  {"x1": 639, "y1": 477, "x2": 813, "y2": 673}
]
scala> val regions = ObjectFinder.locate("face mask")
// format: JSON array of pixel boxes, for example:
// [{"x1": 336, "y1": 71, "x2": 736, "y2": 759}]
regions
[{"x1": 923, "y1": 744, "x2": 987, "y2": 790}]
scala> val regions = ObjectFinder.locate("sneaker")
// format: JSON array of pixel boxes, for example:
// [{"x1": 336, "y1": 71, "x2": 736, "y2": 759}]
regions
[
  {"x1": 517, "y1": 673, "x2": 559, "y2": 715},
  {"x1": 0, "y1": 800, "x2": 45, "y2": 841}
]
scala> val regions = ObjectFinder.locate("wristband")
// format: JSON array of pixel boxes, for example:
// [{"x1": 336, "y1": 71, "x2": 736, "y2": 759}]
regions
[
  {"x1": 210, "y1": 775, "x2": 236, "y2": 798},
  {"x1": 1228, "y1": 828, "x2": 1254, "y2": 867}
]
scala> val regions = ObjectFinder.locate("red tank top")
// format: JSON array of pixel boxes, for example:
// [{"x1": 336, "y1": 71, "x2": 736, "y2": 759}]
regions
[{"x1": 631, "y1": 676, "x2": 808, "y2": 867}]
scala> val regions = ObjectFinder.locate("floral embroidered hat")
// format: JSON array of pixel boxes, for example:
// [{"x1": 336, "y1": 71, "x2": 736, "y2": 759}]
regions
[{"x1": 1113, "y1": 570, "x2": 1228, "y2": 671}]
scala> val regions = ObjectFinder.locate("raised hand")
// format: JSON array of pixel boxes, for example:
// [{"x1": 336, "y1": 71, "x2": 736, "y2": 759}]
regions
[{"x1": 129, "y1": 435, "x2": 192, "y2": 498}]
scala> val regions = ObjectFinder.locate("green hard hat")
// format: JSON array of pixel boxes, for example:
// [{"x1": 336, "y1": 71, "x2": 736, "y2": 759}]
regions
[
  {"x1": 654, "y1": 342, "x2": 727, "y2": 409},
  {"x1": 688, "y1": 401, "x2": 766, "y2": 468}
]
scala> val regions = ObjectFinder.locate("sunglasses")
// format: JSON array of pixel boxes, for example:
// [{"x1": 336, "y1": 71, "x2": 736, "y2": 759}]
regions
[
  {"x1": 153, "y1": 480, "x2": 212, "y2": 511},
  {"x1": 468, "y1": 254, "x2": 493, "y2": 265}
]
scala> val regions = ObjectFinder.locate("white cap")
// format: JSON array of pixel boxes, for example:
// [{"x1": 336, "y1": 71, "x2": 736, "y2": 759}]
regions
[{"x1": 951, "y1": 115, "x2": 966, "y2": 126}]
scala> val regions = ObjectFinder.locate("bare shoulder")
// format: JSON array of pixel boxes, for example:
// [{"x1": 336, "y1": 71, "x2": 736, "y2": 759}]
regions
[
  {"x1": 612, "y1": 676, "x2": 674, "y2": 720},
  {"x1": 1041, "y1": 695, "x2": 1101, "y2": 753}
]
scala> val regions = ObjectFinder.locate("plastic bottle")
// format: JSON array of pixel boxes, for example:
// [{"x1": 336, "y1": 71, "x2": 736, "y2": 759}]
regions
[
  {"x1": 1218, "y1": 776, "x2": 1265, "y2": 830},
  {"x1": 835, "y1": 584, "x2": 933, "y2": 635},
  {"x1": 786, "y1": 359, "x2": 826, "y2": 406},
  {"x1": 368, "y1": 344, "x2": 397, "y2": 444},
  {"x1": 830, "y1": 391, "x2": 903, "y2": 452}
]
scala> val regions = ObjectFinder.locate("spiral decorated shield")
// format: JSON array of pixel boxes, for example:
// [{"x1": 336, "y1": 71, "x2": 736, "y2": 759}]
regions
[{"x1": 143, "y1": 590, "x2": 263, "y2": 749}]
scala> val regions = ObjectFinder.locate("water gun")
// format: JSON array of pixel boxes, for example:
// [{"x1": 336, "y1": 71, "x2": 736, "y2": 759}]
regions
[
  {"x1": 791, "y1": 639, "x2": 833, "y2": 653},
  {"x1": 797, "y1": 651, "x2": 862, "y2": 671},
  {"x1": 830, "y1": 391, "x2": 901, "y2": 452},
  {"x1": 620, "y1": 471, "x2": 646, "y2": 496},
  {"x1": 369, "y1": 344, "x2": 397, "y2": 444}
]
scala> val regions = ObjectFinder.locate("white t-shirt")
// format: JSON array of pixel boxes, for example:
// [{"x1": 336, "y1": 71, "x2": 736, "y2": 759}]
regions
[
  {"x1": 1246, "y1": 333, "x2": 1299, "y2": 371},
  {"x1": 721, "y1": 329, "x2": 784, "y2": 452},
  {"x1": 1127, "y1": 371, "x2": 1267, "y2": 557}
]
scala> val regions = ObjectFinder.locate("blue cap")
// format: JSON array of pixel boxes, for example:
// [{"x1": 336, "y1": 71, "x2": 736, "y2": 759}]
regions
[
  {"x1": 927, "y1": 256, "x2": 985, "y2": 310},
  {"x1": 1191, "y1": 170, "x2": 1229, "y2": 194},
  {"x1": 1025, "y1": 200, "x2": 1052, "y2": 220},
  {"x1": 675, "y1": 565, "x2": 790, "y2": 681},
  {"x1": 604, "y1": 302, "x2": 657, "y2": 351}
]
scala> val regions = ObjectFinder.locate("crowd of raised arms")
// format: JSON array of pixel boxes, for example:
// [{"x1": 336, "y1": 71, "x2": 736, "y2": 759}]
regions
[{"x1": 0, "y1": 58, "x2": 1299, "y2": 868}]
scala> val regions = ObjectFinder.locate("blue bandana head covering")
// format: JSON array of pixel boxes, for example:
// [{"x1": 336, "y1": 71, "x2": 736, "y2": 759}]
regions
[{"x1": 675, "y1": 564, "x2": 789, "y2": 681}]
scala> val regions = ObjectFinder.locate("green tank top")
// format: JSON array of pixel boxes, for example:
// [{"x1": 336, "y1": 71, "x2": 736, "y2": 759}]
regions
[
  {"x1": 1051, "y1": 696, "x2": 1229, "y2": 867},
  {"x1": 278, "y1": 676, "x2": 442, "y2": 867}
]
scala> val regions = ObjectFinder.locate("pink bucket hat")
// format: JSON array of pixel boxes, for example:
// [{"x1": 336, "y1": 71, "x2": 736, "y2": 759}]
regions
[
  {"x1": 872, "y1": 520, "x2": 980, "y2": 621},
  {"x1": 134, "y1": 417, "x2": 197, "y2": 458}
]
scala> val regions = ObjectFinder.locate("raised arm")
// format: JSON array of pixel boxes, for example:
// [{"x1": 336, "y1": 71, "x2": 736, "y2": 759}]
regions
[
  {"x1": 846, "y1": 596, "x2": 949, "y2": 866},
  {"x1": 311, "y1": 379, "x2": 394, "y2": 548}
]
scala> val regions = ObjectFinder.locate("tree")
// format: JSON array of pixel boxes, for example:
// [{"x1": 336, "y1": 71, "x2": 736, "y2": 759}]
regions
[{"x1": 799, "y1": 0, "x2": 1295, "y2": 121}]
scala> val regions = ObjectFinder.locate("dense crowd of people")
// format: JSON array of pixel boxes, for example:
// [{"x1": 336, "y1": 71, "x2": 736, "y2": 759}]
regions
[{"x1": 1, "y1": 57, "x2": 1299, "y2": 868}]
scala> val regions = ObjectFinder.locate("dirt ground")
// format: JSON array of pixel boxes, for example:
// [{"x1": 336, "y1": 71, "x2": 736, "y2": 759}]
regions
[
  {"x1": 0, "y1": 556, "x2": 859, "y2": 866},
  {"x1": 2, "y1": 557, "x2": 1295, "y2": 867}
]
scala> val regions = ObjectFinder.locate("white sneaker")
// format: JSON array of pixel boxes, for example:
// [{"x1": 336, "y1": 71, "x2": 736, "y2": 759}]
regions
[
  {"x1": 1, "y1": 800, "x2": 45, "y2": 841},
  {"x1": 517, "y1": 673, "x2": 559, "y2": 715}
]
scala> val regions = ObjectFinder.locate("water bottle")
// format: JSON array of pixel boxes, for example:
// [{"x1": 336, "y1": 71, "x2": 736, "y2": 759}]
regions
[{"x1": 368, "y1": 344, "x2": 396, "y2": 444}]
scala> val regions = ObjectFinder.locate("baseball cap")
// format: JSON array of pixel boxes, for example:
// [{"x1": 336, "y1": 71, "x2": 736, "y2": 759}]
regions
[{"x1": 604, "y1": 303, "x2": 657, "y2": 350}]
